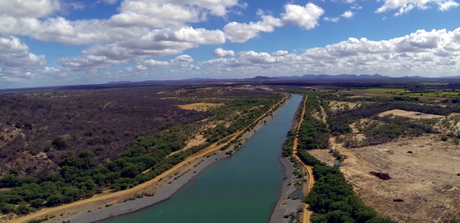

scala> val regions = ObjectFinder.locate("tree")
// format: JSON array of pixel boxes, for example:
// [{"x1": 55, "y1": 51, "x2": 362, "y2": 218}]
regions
[
  {"x1": 46, "y1": 194, "x2": 64, "y2": 207},
  {"x1": 16, "y1": 201, "x2": 31, "y2": 215},
  {"x1": 0, "y1": 202, "x2": 15, "y2": 214},
  {"x1": 30, "y1": 198, "x2": 45, "y2": 208},
  {"x1": 52, "y1": 137, "x2": 68, "y2": 150}
]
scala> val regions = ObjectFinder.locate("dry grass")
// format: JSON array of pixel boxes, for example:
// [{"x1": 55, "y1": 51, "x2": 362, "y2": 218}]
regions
[
  {"x1": 378, "y1": 109, "x2": 445, "y2": 119},
  {"x1": 177, "y1": 103, "x2": 223, "y2": 112},
  {"x1": 329, "y1": 101, "x2": 361, "y2": 111}
]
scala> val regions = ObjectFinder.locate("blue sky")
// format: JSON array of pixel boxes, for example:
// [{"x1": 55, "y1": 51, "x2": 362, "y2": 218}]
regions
[{"x1": 0, "y1": 0, "x2": 459, "y2": 88}]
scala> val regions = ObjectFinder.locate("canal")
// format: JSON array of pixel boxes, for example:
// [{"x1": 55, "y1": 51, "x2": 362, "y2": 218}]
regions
[{"x1": 103, "y1": 94, "x2": 303, "y2": 223}]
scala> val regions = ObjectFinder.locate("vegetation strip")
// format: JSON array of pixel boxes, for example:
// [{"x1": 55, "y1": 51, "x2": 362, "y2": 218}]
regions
[{"x1": 290, "y1": 95, "x2": 314, "y2": 223}]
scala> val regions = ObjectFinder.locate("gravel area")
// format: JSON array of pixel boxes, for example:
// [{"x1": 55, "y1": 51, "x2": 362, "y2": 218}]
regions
[
  {"x1": 268, "y1": 157, "x2": 302, "y2": 223},
  {"x1": 59, "y1": 98, "x2": 290, "y2": 223}
]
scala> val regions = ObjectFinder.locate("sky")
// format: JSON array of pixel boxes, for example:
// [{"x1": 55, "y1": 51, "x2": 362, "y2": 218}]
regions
[{"x1": 0, "y1": 0, "x2": 459, "y2": 88}]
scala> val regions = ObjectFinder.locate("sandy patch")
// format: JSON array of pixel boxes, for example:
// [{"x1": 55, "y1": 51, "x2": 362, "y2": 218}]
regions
[
  {"x1": 0, "y1": 125, "x2": 24, "y2": 147},
  {"x1": 310, "y1": 135, "x2": 460, "y2": 222},
  {"x1": 160, "y1": 97, "x2": 178, "y2": 100},
  {"x1": 378, "y1": 109, "x2": 445, "y2": 119},
  {"x1": 329, "y1": 101, "x2": 361, "y2": 111},
  {"x1": 177, "y1": 103, "x2": 223, "y2": 112}
]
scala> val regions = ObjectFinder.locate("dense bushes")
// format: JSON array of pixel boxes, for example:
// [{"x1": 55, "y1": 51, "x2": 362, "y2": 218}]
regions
[
  {"x1": 0, "y1": 131, "x2": 199, "y2": 214},
  {"x1": 282, "y1": 130, "x2": 296, "y2": 157},
  {"x1": 298, "y1": 94, "x2": 330, "y2": 150}
]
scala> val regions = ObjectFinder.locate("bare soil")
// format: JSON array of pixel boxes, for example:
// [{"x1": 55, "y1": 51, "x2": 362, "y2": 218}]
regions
[
  {"x1": 378, "y1": 109, "x2": 445, "y2": 119},
  {"x1": 310, "y1": 135, "x2": 460, "y2": 222},
  {"x1": 329, "y1": 101, "x2": 361, "y2": 111}
]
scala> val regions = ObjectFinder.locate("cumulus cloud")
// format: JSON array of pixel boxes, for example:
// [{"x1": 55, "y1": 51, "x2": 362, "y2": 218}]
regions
[
  {"x1": 376, "y1": 0, "x2": 459, "y2": 16},
  {"x1": 152, "y1": 27, "x2": 225, "y2": 45},
  {"x1": 0, "y1": 0, "x2": 240, "y2": 45},
  {"x1": 200, "y1": 28, "x2": 460, "y2": 77},
  {"x1": 224, "y1": 15, "x2": 283, "y2": 43},
  {"x1": 272, "y1": 50, "x2": 289, "y2": 56},
  {"x1": 0, "y1": 0, "x2": 61, "y2": 18},
  {"x1": 172, "y1": 54, "x2": 194, "y2": 63},
  {"x1": 55, "y1": 26, "x2": 224, "y2": 72},
  {"x1": 224, "y1": 3, "x2": 323, "y2": 43},
  {"x1": 0, "y1": 36, "x2": 47, "y2": 68},
  {"x1": 341, "y1": 10, "x2": 354, "y2": 18},
  {"x1": 0, "y1": 36, "x2": 56, "y2": 83},
  {"x1": 281, "y1": 3, "x2": 324, "y2": 29},
  {"x1": 214, "y1": 48, "x2": 235, "y2": 57}
]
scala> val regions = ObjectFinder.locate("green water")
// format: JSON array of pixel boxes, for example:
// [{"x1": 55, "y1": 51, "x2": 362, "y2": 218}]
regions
[{"x1": 104, "y1": 95, "x2": 302, "y2": 223}]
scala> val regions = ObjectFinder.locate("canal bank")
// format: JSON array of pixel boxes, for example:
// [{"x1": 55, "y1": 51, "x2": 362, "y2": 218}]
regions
[
  {"x1": 269, "y1": 95, "x2": 305, "y2": 223},
  {"x1": 54, "y1": 95, "x2": 301, "y2": 223}
]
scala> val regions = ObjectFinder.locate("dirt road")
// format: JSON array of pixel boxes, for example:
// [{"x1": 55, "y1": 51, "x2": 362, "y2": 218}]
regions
[
  {"x1": 11, "y1": 95, "x2": 289, "y2": 223},
  {"x1": 292, "y1": 95, "x2": 315, "y2": 223}
]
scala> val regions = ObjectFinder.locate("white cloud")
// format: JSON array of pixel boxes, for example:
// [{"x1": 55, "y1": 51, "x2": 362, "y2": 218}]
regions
[
  {"x1": 224, "y1": 15, "x2": 283, "y2": 43},
  {"x1": 172, "y1": 54, "x2": 194, "y2": 63},
  {"x1": 97, "y1": 0, "x2": 118, "y2": 4},
  {"x1": 0, "y1": 36, "x2": 56, "y2": 83},
  {"x1": 214, "y1": 48, "x2": 235, "y2": 57},
  {"x1": 0, "y1": 0, "x2": 61, "y2": 18},
  {"x1": 0, "y1": 36, "x2": 47, "y2": 68},
  {"x1": 152, "y1": 27, "x2": 225, "y2": 45},
  {"x1": 0, "y1": 0, "x2": 241, "y2": 45},
  {"x1": 224, "y1": 3, "x2": 323, "y2": 43},
  {"x1": 109, "y1": 1, "x2": 204, "y2": 27},
  {"x1": 199, "y1": 28, "x2": 460, "y2": 78},
  {"x1": 376, "y1": 0, "x2": 459, "y2": 16},
  {"x1": 438, "y1": 0, "x2": 459, "y2": 10},
  {"x1": 281, "y1": 3, "x2": 324, "y2": 29},
  {"x1": 54, "y1": 26, "x2": 224, "y2": 72},
  {"x1": 324, "y1": 17, "x2": 340, "y2": 22},
  {"x1": 272, "y1": 50, "x2": 288, "y2": 56},
  {"x1": 341, "y1": 10, "x2": 354, "y2": 18}
]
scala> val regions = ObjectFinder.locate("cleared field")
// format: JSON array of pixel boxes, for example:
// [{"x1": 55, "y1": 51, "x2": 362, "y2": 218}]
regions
[
  {"x1": 378, "y1": 109, "x2": 445, "y2": 119},
  {"x1": 358, "y1": 88, "x2": 409, "y2": 94},
  {"x1": 177, "y1": 102, "x2": 223, "y2": 111},
  {"x1": 408, "y1": 92, "x2": 460, "y2": 98},
  {"x1": 310, "y1": 135, "x2": 460, "y2": 223},
  {"x1": 328, "y1": 101, "x2": 361, "y2": 111}
]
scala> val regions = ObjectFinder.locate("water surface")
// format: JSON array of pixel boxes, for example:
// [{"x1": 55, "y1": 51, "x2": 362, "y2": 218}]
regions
[{"x1": 104, "y1": 95, "x2": 302, "y2": 223}]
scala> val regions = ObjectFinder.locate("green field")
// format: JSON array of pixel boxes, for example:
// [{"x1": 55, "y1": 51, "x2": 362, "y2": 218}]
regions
[
  {"x1": 357, "y1": 88, "x2": 409, "y2": 94},
  {"x1": 355, "y1": 88, "x2": 460, "y2": 98},
  {"x1": 408, "y1": 92, "x2": 460, "y2": 98}
]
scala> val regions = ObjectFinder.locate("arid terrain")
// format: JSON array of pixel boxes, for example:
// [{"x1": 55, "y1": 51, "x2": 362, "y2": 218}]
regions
[
  {"x1": 0, "y1": 84, "x2": 285, "y2": 222},
  {"x1": 301, "y1": 84, "x2": 460, "y2": 223},
  {"x1": 311, "y1": 135, "x2": 460, "y2": 222}
]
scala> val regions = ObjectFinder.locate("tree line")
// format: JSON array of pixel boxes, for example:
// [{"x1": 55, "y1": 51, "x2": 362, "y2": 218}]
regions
[{"x1": 298, "y1": 94, "x2": 330, "y2": 150}]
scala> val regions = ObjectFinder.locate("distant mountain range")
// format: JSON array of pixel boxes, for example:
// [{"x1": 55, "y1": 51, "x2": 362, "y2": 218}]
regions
[{"x1": 102, "y1": 74, "x2": 460, "y2": 85}]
